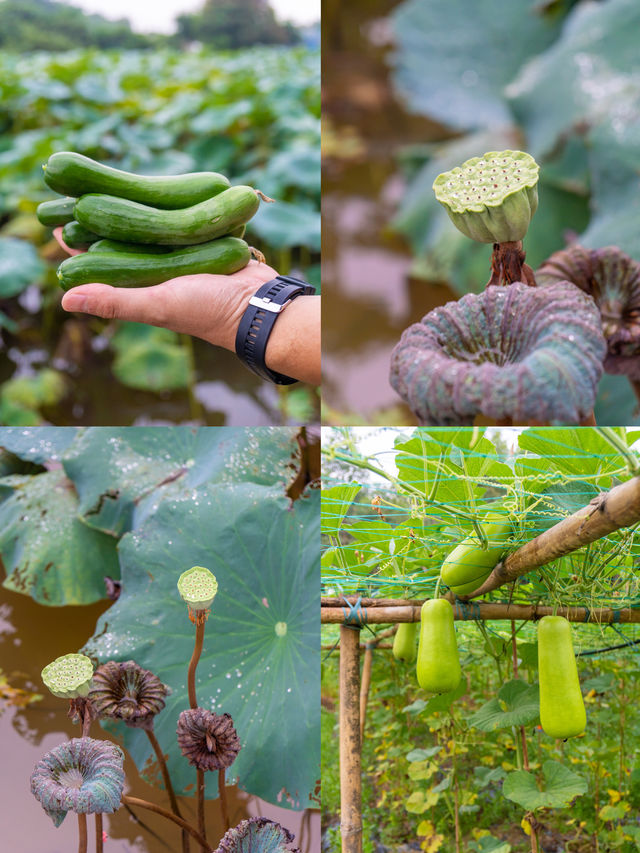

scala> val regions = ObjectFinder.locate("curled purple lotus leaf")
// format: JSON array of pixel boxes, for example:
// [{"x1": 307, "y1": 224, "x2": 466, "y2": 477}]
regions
[
  {"x1": 537, "y1": 244, "x2": 640, "y2": 378},
  {"x1": 30, "y1": 737, "x2": 124, "y2": 826},
  {"x1": 390, "y1": 281, "x2": 606, "y2": 425},
  {"x1": 216, "y1": 817, "x2": 299, "y2": 853}
]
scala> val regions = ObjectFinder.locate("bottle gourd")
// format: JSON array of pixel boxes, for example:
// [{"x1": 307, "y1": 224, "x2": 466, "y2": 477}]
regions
[
  {"x1": 537, "y1": 615, "x2": 586, "y2": 739},
  {"x1": 440, "y1": 511, "x2": 512, "y2": 595},
  {"x1": 393, "y1": 622, "x2": 417, "y2": 663},
  {"x1": 416, "y1": 599, "x2": 461, "y2": 693}
]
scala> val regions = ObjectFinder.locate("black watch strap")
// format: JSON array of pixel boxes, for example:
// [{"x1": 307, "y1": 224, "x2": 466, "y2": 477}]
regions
[{"x1": 235, "y1": 274, "x2": 316, "y2": 384}]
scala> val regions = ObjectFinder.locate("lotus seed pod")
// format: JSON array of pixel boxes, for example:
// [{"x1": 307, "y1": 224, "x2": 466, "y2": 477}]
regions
[
  {"x1": 389, "y1": 281, "x2": 606, "y2": 425},
  {"x1": 433, "y1": 150, "x2": 539, "y2": 243},
  {"x1": 177, "y1": 565, "x2": 218, "y2": 610},
  {"x1": 41, "y1": 653, "x2": 94, "y2": 699},
  {"x1": 537, "y1": 244, "x2": 640, "y2": 379}
]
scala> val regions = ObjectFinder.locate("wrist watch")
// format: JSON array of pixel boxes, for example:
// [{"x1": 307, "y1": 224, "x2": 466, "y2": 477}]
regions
[{"x1": 235, "y1": 274, "x2": 316, "y2": 384}]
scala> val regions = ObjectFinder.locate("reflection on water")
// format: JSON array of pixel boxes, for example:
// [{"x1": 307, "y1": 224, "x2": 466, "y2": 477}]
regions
[
  {"x1": 322, "y1": 0, "x2": 454, "y2": 422},
  {"x1": 0, "y1": 584, "x2": 319, "y2": 852}
]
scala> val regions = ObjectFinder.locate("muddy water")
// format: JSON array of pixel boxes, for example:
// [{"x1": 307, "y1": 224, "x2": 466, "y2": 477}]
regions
[
  {"x1": 322, "y1": 0, "x2": 455, "y2": 422},
  {"x1": 0, "y1": 585, "x2": 319, "y2": 852}
]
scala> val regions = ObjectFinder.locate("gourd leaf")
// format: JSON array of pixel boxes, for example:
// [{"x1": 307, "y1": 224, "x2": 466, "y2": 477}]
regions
[
  {"x1": 468, "y1": 837, "x2": 511, "y2": 853},
  {"x1": 518, "y1": 427, "x2": 634, "y2": 483},
  {"x1": 502, "y1": 760, "x2": 588, "y2": 810},
  {"x1": 406, "y1": 746, "x2": 441, "y2": 762},
  {"x1": 63, "y1": 426, "x2": 299, "y2": 537},
  {"x1": 84, "y1": 485, "x2": 319, "y2": 810},
  {"x1": 468, "y1": 679, "x2": 539, "y2": 731},
  {"x1": 0, "y1": 469, "x2": 120, "y2": 605},
  {"x1": 321, "y1": 484, "x2": 361, "y2": 536}
]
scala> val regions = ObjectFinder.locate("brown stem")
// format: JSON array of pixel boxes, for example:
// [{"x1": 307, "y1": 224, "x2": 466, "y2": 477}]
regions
[
  {"x1": 77, "y1": 813, "x2": 87, "y2": 853},
  {"x1": 530, "y1": 819, "x2": 538, "y2": 853},
  {"x1": 486, "y1": 241, "x2": 534, "y2": 288},
  {"x1": 197, "y1": 769, "x2": 207, "y2": 853},
  {"x1": 580, "y1": 410, "x2": 597, "y2": 426},
  {"x1": 95, "y1": 814, "x2": 103, "y2": 853},
  {"x1": 188, "y1": 619, "x2": 206, "y2": 710},
  {"x1": 122, "y1": 796, "x2": 212, "y2": 850},
  {"x1": 145, "y1": 728, "x2": 190, "y2": 853},
  {"x1": 630, "y1": 378, "x2": 640, "y2": 408},
  {"x1": 255, "y1": 189, "x2": 275, "y2": 203},
  {"x1": 82, "y1": 703, "x2": 92, "y2": 738},
  {"x1": 218, "y1": 768, "x2": 230, "y2": 832},
  {"x1": 512, "y1": 621, "x2": 531, "y2": 771}
]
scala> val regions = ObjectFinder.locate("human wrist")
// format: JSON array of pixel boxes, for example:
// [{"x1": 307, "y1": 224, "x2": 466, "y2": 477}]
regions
[{"x1": 234, "y1": 276, "x2": 317, "y2": 385}]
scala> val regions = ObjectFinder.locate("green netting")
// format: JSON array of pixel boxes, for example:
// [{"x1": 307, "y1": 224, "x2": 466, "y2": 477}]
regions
[{"x1": 321, "y1": 426, "x2": 640, "y2": 655}]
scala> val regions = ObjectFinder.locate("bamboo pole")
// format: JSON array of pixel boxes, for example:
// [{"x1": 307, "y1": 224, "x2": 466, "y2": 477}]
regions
[
  {"x1": 359, "y1": 646, "x2": 373, "y2": 742},
  {"x1": 463, "y1": 476, "x2": 640, "y2": 598},
  {"x1": 322, "y1": 602, "x2": 640, "y2": 625},
  {"x1": 340, "y1": 625, "x2": 362, "y2": 853}
]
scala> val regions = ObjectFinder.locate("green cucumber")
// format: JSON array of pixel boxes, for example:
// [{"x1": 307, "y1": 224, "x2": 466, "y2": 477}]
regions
[
  {"x1": 538, "y1": 615, "x2": 586, "y2": 739},
  {"x1": 62, "y1": 220, "x2": 100, "y2": 248},
  {"x1": 43, "y1": 152, "x2": 230, "y2": 208},
  {"x1": 57, "y1": 236, "x2": 250, "y2": 291},
  {"x1": 36, "y1": 197, "x2": 76, "y2": 226},
  {"x1": 393, "y1": 622, "x2": 417, "y2": 663},
  {"x1": 88, "y1": 239, "x2": 173, "y2": 254},
  {"x1": 416, "y1": 598, "x2": 461, "y2": 694},
  {"x1": 88, "y1": 226, "x2": 244, "y2": 255},
  {"x1": 74, "y1": 186, "x2": 261, "y2": 246},
  {"x1": 441, "y1": 511, "x2": 512, "y2": 596}
]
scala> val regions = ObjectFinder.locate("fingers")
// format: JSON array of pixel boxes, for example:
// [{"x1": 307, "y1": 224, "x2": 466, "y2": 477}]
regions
[
  {"x1": 53, "y1": 226, "x2": 84, "y2": 257},
  {"x1": 61, "y1": 283, "x2": 170, "y2": 327}
]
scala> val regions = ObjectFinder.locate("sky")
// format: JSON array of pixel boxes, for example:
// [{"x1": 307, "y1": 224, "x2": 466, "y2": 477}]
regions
[{"x1": 63, "y1": 0, "x2": 320, "y2": 33}]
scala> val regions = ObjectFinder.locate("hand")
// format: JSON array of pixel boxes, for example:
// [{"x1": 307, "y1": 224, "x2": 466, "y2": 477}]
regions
[{"x1": 54, "y1": 229, "x2": 321, "y2": 385}]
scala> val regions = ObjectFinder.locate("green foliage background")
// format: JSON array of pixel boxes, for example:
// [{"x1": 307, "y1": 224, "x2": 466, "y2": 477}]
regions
[{"x1": 321, "y1": 427, "x2": 640, "y2": 850}]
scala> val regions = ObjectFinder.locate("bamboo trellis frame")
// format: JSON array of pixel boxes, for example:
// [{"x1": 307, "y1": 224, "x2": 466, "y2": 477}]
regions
[{"x1": 324, "y1": 476, "x2": 640, "y2": 853}]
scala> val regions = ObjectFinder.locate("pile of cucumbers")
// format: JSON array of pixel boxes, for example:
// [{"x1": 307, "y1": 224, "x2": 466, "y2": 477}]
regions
[{"x1": 37, "y1": 152, "x2": 269, "y2": 291}]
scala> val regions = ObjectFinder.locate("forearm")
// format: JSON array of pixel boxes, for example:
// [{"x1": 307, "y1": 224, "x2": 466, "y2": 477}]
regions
[{"x1": 263, "y1": 295, "x2": 321, "y2": 385}]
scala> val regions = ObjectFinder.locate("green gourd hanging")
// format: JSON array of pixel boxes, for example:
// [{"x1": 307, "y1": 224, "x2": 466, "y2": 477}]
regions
[
  {"x1": 538, "y1": 615, "x2": 586, "y2": 739},
  {"x1": 416, "y1": 599, "x2": 461, "y2": 693}
]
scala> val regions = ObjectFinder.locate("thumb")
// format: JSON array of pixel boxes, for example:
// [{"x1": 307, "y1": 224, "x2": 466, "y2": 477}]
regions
[{"x1": 61, "y1": 283, "x2": 169, "y2": 326}]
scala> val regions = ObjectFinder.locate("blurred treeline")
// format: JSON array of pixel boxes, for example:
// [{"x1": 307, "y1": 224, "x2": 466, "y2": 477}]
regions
[{"x1": 0, "y1": 0, "x2": 311, "y2": 52}]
